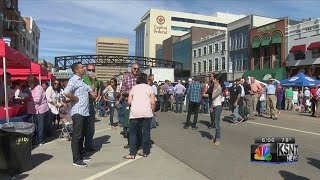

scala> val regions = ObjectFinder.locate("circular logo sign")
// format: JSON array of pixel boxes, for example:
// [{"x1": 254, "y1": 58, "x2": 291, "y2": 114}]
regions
[{"x1": 156, "y1": 16, "x2": 165, "y2": 25}]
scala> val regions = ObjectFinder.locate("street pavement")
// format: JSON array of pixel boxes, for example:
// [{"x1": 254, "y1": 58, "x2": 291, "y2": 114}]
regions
[{"x1": 0, "y1": 109, "x2": 319, "y2": 180}]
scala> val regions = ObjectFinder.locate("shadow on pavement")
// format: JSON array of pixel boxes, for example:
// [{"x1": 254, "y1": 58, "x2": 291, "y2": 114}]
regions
[
  {"x1": 86, "y1": 135, "x2": 111, "y2": 157},
  {"x1": 306, "y1": 158, "x2": 320, "y2": 169},
  {"x1": 279, "y1": 170, "x2": 310, "y2": 180},
  {"x1": 0, "y1": 173, "x2": 29, "y2": 180},
  {"x1": 199, "y1": 120, "x2": 211, "y2": 127},
  {"x1": 11, "y1": 174, "x2": 29, "y2": 180},
  {"x1": 199, "y1": 131, "x2": 213, "y2": 140},
  {"x1": 32, "y1": 153, "x2": 53, "y2": 169},
  {"x1": 222, "y1": 116, "x2": 235, "y2": 124}
]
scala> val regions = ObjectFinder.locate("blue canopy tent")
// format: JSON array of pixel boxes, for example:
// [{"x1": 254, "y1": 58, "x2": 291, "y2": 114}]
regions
[{"x1": 280, "y1": 73, "x2": 320, "y2": 87}]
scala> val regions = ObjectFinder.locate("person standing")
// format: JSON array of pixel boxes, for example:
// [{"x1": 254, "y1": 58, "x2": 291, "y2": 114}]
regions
[
  {"x1": 266, "y1": 77, "x2": 280, "y2": 120},
  {"x1": 183, "y1": 77, "x2": 202, "y2": 130},
  {"x1": 174, "y1": 80, "x2": 186, "y2": 113},
  {"x1": 207, "y1": 73, "x2": 215, "y2": 129},
  {"x1": 64, "y1": 62, "x2": 96, "y2": 167},
  {"x1": 243, "y1": 77, "x2": 254, "y2": 120},
  {"x1": 168, "y1": 81, "x2": 175, "y2": 111},
  {"x1": 184, "y1": 78, "x2": 193, "y2": 112},
  {"x1": 26, "y1": 75, "x2": 50, "y2": 146},
  {"x1": 200, "y1": 80, "x2": 210, "y2": 114},
  {"x1": 161, "y1": 80, "x2": 170, "y2": 112},
  {"x1": 276, "y1": 84, "x2": 284, "y2": 115},
  {"x1": 210, "y1": 74, "x2": 223, "y2": 145},
  {"x1": 285, "y1": 87, "x2": 293, "y2": 110},
  {"x1": 316, "y1": 87, "x2": 320, "y2": 117},
  {"x1": 123, "y1": 73, "x2": 155, "y2": 159},
  {"x1": 310, "y1": 84, "x2": 318, "y2": 116},
  {"x1": 119, "y1": 63, "x2": 139, "y2": 148},
  {"x1": 304, "y1": 87, "x2": 311, "y2": 112},
  {"x1": 46, "y1": 80, "x2": 62, "y2": 133},
  {"x1": 82, "y1": 64, "x2": 99, "y2": 152},
  {"x1": 258, "y1": 84, "x2": 267, "y2": 116},
  {"x1": 292, "y1": 87, "x2": 299, "y2": 111},
  {"x1": 250, "y1": 77, "x2": 262, "y2": 116},
  {"x1": 230, "y1": 79, "x2": 244, "y2": 123},
  {"x1": 103, "y1": 78, "x2": 118, "y2": 129}
]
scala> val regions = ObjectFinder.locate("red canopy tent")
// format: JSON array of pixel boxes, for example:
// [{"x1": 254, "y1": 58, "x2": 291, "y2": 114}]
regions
[
  {"x1": 0, "y1": 62, "x2": 48, "y2": 76},
  {"x1": 11, "y1": 73, "x2": 56, "y2": 81},
  {"x1": 0, "y1": 40, "x2": 32, "y2": 123}
]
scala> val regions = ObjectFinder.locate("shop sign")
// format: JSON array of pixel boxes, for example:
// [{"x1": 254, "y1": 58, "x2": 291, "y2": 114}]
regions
[
  {"x1": 154, "y1": 15, "x2": 168, "y2": 34},
  {"x1": 257, "y1": 24, "x2": 276, "y2": 33}
]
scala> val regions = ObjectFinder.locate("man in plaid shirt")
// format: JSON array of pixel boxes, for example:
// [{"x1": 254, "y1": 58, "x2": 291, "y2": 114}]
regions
[{"x1": 184, "y1": 77, "x2": 202, "y2": 130}]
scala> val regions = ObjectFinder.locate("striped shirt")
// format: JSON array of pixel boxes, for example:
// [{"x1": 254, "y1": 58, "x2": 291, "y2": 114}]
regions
[
  {"x1": 64, "y1": 75, "x2": 93, "y2": 117},
  {"x1": 187, "y1": 81, "x2": 202, "y2": 103}
]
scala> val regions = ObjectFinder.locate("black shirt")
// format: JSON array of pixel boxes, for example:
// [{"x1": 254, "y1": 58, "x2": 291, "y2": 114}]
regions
[
  {"x1": 243, "y1": 82, "x2": 251, "y2": 95},
  {"x1": 207, "y1": 83, "x2": 214, "y2": 100},
  {"x1": 230, "y1": 85, "x2": 241, "y2": 102}
]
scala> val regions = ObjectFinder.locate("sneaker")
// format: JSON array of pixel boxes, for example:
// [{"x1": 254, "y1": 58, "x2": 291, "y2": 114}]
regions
[
  {"x1": 82, "y1": 157, "x2": 92, "y2": 162},
  {"x1": 214, "y1": 140, "x2": 221, "y2": 146},
  {"x1": 73, "y1": 161, "x2": 88, "y2": 167}
]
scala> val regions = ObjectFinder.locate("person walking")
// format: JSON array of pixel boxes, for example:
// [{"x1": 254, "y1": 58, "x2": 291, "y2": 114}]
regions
[
  {"x1": 276, "y1": 84, "x2": 284, "y2": 115},
  {"x1": 210, "y1": 74, "x2": 223, "y2": 145},
  {"x1": 174, "y1": 80, "x2": 186, "y2": 113},
  {"x1": 103, "y1": 78, "x2": 118, "y2": 129},
  {"x1": 183, "y1": 77, "x2": 202, "y2": 130},
  {"x1": 285, "y1": 87, "x2": 293, "y2": 110},
  {"x1": 26, "y1": 75, "x2": 50, "y2": 146},
  {"x1": 123, "y1": 73, "x2": 155, "y2": 159},
  {"x1": 64, "y1": 62, "x2": 96, "y2": 167},
  {"x1": 266, "y1": 77, "x2": 280, "y2": 120},
  {"x1": 243, "y1": 77, "x2": 254, "y2": 120},
  {"x1": 310, "y1": 84, "x2": 318, "y2": 116}
]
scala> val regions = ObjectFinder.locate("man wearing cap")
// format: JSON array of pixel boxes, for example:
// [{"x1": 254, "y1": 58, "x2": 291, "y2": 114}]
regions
[{"x1": 266, "y1": 77, "x2": 280, "y2": 120}]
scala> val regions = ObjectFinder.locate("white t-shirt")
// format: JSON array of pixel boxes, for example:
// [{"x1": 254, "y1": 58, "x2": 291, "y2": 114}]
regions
[
  {"x1": 293, "y1": 91, "x2": 299, "y2": 101},
  {"x1": 129, "y1": 84, "x2": 154, "y2": 119}
]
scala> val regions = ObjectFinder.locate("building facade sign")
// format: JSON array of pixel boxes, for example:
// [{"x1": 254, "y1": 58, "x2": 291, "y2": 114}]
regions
[
  {"x1": 154, "y1": 15, "x2": 168, "y2": 34},
  {"x1": 257, "y1": 23, "x2": 275, "y2": 33}
]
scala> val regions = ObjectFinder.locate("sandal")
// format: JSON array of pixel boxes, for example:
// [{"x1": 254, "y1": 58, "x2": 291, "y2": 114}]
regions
[
  {"x1": 123, "y1": 155, "x2": 135, "y2": 159},
  {"x1": 138, "y1": 152, "x2": 148, "y2": 157}
]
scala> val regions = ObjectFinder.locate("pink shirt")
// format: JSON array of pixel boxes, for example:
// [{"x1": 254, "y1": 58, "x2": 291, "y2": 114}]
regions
[
  {"x1": 28, "y1": 85, "x2": 49, "y2": 114},
  {"x1": 129, "y1": 84, "x2": 154, "y2": 119}
]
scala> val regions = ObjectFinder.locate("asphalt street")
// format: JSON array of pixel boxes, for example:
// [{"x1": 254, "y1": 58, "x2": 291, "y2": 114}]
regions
[
  {"x1": 0, "y1": 109, "x2": 319, "y2": 180},
  {"x1": 152, "y1": 109, "x2": 320, "y2": 180}
]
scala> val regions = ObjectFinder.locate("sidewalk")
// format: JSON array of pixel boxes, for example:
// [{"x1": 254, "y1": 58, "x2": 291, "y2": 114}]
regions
[{"x1": 1, "y1": 117, "x2": 208, "y2": 180}]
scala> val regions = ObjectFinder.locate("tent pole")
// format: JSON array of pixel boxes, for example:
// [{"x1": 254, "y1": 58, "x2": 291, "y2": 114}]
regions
[{"x1": 3, "y1": 57, "x2": 9, "y2": 123}]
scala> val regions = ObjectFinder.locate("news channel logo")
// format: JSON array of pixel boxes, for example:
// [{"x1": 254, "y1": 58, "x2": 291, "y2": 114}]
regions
[{"x1": 251, "y1": 137, "x2": 298, "y2": 164}]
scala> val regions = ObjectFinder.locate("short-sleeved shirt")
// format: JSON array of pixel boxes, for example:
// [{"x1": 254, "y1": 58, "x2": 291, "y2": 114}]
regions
[
  {"x1": 120, "y1": 73, "x2": 137, "y2": 95},
  {"x1": 230, "y1": 86, "x2": 241, "y2": 102},
  {"x1": 103, "y1": 86, "x2": 116, "y2": 102},
  {"x1": 285, "y1": 89, "x2": 293, "y2": 98},
  {"x1": 64, "y1": 75, "x2": 92, "y2": 117},
  {"x1": 304, "y1": 90, "x2": 310, "y2": 97},
  {"x1": 28, "y1": 85, "x2": 49, "y2": 115},
  {"x1": 129, "y1": 84, "x2": 154, "y2": 119},
  {"x1": 187, "y1": 81, "x2": 202, "y2": 103},
  {"x1": 243, "y1": 82, "x2": 251, "y2": 95}
]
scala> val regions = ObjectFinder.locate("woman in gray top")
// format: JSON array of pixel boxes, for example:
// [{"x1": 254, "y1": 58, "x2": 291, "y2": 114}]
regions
[
  {"x1": 103, "y1": 78, "x2": 118, "y2": 129},
  {"x1": 210, "y1": 74, "x2": 223, "y2": 146}
]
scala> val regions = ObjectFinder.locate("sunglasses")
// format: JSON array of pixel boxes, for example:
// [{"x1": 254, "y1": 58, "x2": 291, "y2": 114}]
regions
[
  {"x1": 133, "y1": 68, "x2": 139, "y2": 71},
  {"x1": 88, "y1": 69, "x2": 95, "y2": 72},
  {"x1": 111, "y1": 81, "x2": 115, "y2": 83},
  {"x1": 54, "y1": 83, "x2": 59, "y2": 85}
]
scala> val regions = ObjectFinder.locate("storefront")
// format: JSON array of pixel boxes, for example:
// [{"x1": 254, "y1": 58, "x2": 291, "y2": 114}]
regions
[{"x1": 243, "y1": 19, "x2": 288, "y2": 81}]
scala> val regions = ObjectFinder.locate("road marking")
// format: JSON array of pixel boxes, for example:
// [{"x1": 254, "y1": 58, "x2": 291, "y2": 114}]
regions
[
  {"x1": 84, "y1": 157, "x2": 142, "y2": 180},
  {"x1": 43, "y1": 128, "x2": 111, "y2": 146},
  {"x1": 246, "y1": 121, "x2": 320, "y2": 136}
]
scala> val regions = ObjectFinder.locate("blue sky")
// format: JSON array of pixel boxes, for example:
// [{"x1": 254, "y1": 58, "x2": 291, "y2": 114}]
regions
[{"x1": 20, "y1": 0, "x2": 320, "y2": 64}]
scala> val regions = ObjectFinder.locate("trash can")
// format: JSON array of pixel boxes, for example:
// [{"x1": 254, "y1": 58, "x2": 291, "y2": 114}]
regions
[{"x1": 0, "y1": 122, "x2": 35, "y2": 174}]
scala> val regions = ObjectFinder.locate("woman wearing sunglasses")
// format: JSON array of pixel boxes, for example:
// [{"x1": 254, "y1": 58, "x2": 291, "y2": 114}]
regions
[{"x1": 103, "y1": 78, "x2": 118, "y2": 129}]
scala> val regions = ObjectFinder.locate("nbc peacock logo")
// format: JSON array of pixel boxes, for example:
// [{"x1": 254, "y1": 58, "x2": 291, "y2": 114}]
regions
[{"x1": 254, "y1": 145, "x2": 272, "y2": 161}]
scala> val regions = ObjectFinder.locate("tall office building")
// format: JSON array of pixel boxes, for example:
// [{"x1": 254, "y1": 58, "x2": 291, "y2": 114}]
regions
[
  {"x1": 96, "y1": 37, "x2": 129, "y2": 82},
  {"x1": 134, "y1": 9, "x2": 245, "y2": 58}
]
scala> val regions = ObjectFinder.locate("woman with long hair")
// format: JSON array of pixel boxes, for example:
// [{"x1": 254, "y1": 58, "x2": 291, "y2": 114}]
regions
[
  {"x1": 103, "y1": 78, "x2": 118, "y2": 129},
  {"x1": 26, "y1": 75, "x2": 49, "y2": 146},
  {"x1": 123, "y1": 73, "x2": 155, "y2": 159},
  {"x1": 210, "y1": 74, "x2": 223, "y2": 146}
]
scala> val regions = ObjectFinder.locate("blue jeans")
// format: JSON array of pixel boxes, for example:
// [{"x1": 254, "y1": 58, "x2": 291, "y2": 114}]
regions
[
  {"x1": 232, "y1": 105, "x2": 242, "y2": 122},
  {"x1": 129, "y1": 118, "x2": 152, "y2": 156},
  {"x1": 201, "y1": 97, "x2": 209, "y2": 113},
  {"x1": 150, "y1": 116, "x2": 157, "y2": 129},
  {"x1": 107, "y1": 101, "x2": 116, "y2": 125},
  {"x1": 175, "y1": 94, "x2": 184, "y2": 113},
  {"x1": 33, "y1": 111, "x2": 49, "y2": 144},
  {"x1": 97, "y1": 99, "x2": 107, "y2": 116},
  {"x1": 158, "y1": 95, "x2": 164, "y2": 110},
  {"x1": 118, "y1": 100, "x2": 128, "y2": 131},
  {"x1": 260, "y1": 101, "x2": 266, "y2": 113},
  {"x1": 85, "y1": 104, "x2": 95, "y2": 149},
  {"x1": 185, "y1": 96, "x2": 190, "y2": 111},
  {"x1": 213, "y1": 105, "x2": 222, "y2": 139}
]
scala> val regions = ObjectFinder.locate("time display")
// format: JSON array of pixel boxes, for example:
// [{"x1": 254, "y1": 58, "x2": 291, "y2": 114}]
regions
[{"x1": 255, "y1": 137, "x2": 295, "y2": 144}]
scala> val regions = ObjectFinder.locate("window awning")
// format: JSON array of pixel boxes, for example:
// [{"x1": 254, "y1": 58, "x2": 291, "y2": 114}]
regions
[
  {"x1": 307, "y1": 42, "x2": 320, "y2": 50},
  {"x1": 289, "y1": 44, "x2": 306, "y2": 53},
  {"x1": 272, "y1": 32, "x2": 282, "y2": 44},
  {"x1": 252, "y1": 36, "x2": 260, "y2": 48},
  {"x1": 261, "y1": 35, "x2": 271, "y2": 46}
]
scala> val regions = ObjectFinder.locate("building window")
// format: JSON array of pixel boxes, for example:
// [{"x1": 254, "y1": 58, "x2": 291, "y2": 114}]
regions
[
  {"x1": 198, "y1": 62, "x2": 201, "y2": 73},
  {"x1": 209, "y1": 45, "x2": 213, "y2": 54},
  {"x1": 215, "y1": 58, "x2": 218, "y2": 71},
  {"x1": 198, "y1": 49, "x2": 201, "y2": 57},
  {"x1": 171, "y1": 26, "x2": 191, "y2": 32},
  {"x1": 312, "y1": 48, "x2": 320, "y2": 58},
  {"x1": 171, "y1": 17, "x2": 227, "y2": 27},
  {"x1": 203, "y1": 47, "x2": 207, "y2": 55},
  {"x1": 215, "y1": 44, "x2": 218, "y2": 52},
  {"x1": 209, "y1": 59, "x2": 213, "y2": 72},
  {"x1": 294, "y1": 51, "x2": 305, "y2": 60},
  {"x1": 221, "y1": 41, "x2": 225, "y2": 51},
  {"x1": 222, "y1": 57, "x2": 226, "y2": 70},
  {"x1": 193, "y1": 63, "x2": 196, "y2": 74},
  {"x1": 203, "y1": 61, "x2": 207, "y2": 72},
  {"x1": 193, "y1": 50, "x2": 197, "y2": 58}
]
